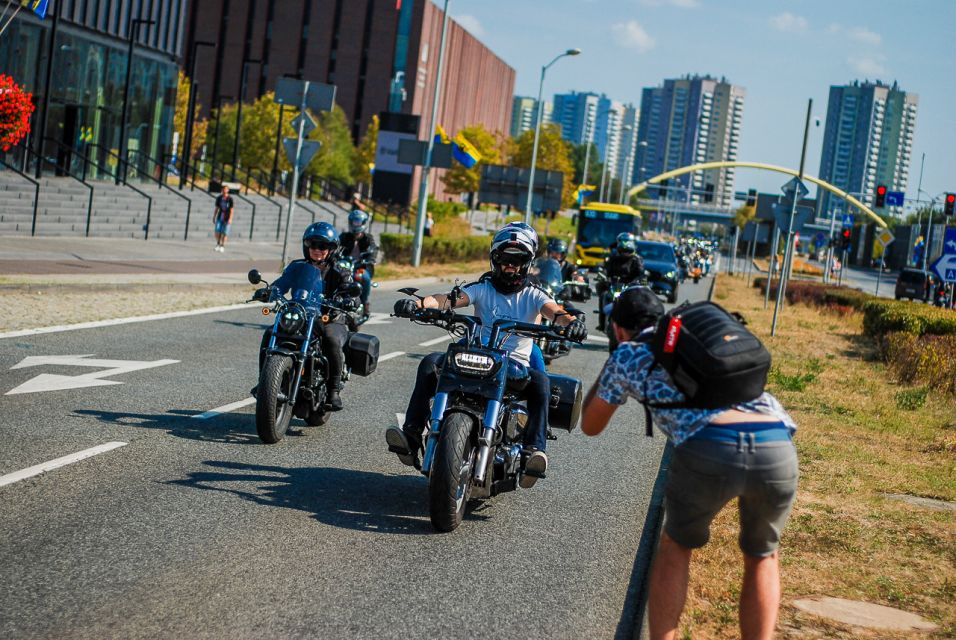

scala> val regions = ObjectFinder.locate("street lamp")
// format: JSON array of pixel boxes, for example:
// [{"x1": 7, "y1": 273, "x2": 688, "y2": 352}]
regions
[
  {"x1": 117, "y1": 17, "x2": 155, "y2": 184},
  {"x1": 180, "y1": 40, "x2": 215, "y2": 189},
  {"x1": 232, "y1": 58, "x2": 262, "y2": 182},
  {"x1": 525, "y1": 47, "x2": 581, "y2": 224}
]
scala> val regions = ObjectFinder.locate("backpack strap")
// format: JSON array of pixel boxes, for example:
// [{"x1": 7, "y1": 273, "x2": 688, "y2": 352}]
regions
[{"x1": 640, "y1": 359, "x2": 690, "y2": 437}]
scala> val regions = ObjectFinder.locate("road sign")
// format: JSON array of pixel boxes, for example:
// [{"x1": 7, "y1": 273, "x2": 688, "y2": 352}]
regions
[
  {"x1": 283, "y1": 139, "x2": 321, "y2": 172},
  {"x1": 6, "y1": 355, "x2": 179, "y2": 395},
  {"x1": 931, "y1": 254, "x2": 956, "y2": 283},
  {"x1": 814, "y1": 231, "x2": 827, "y2": 248},
  {"x1": 842, "y1": 213, "x2": 854, "y2": 227},
  {"x1": 886, "y1": 190, "x2": 905, "y2": 206},
  {"x1": 772, "y1": 203, "x2": 813, "y2": 235},
  {"x1": 290, "y1": 112, "x2": 316, "y2": 137},
  {"x1": 780, "y1": 177, "x2": 809, "y2": 200},
  {"x1": 274, "y1": 77, "x2": 336, "y2": 113},
  {"x1": 875, "y1": 228, "x2": 894, "y2": 248},
  {"x1": 397, "y1": 139, "x2": 453, "y2": 169},
  {"x1": 944, "y1": 227, "x2": 956, "y2": 255}
]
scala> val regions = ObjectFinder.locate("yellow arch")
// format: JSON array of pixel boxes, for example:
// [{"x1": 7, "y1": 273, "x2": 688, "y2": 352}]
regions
[{"x1": 626, "y1": 161, "x2": 887, "y2": 229}]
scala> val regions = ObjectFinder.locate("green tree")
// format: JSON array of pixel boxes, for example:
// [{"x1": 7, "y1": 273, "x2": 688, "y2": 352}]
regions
[
  {"x1": 172, "y1": 70, "x2": 207, "y2": 160},
  {"x1": 569, "y1": 141, "x2": 604, "y2": 186},
  {"x1": 508, "y1": 123, "x2": 575, "y2": 209},
  {"x1": 441, "y1": 124, "x2": 503, "y2": 195},
  {"x1": 353, "y1": 114, "x2": 379, "y2": 187},
  {"x1": 308, "y1": 105, "x2": 355, "y2": 184}
]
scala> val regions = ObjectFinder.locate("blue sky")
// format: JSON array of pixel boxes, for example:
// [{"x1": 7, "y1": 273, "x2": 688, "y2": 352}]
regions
[{"x1": 446, "y1": 0, "x2": 955, "y2": 207}]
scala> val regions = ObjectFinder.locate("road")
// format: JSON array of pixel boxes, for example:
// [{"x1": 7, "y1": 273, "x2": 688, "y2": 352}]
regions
[{"x1": 0, "y1": 276, "x2": 709, "y2": 639}]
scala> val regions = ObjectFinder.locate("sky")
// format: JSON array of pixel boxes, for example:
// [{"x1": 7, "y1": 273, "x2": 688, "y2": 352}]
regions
[{"x1": 445, "y1": 0, "x2": 955, "y2": 208}]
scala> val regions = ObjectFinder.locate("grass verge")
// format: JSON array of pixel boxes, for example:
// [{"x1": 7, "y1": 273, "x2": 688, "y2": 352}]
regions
[{"x1": 681, "y1": 274, "x2": 956, "y2": 639}]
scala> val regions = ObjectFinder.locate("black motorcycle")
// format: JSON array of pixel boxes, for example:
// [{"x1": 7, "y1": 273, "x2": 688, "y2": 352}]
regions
[
  {"x1": 594, "y1": 268, "x2": 647, "y2": 331},
  {"x1": 532, "y1": 258, "x2": 582, "y2": 364},
  {"x1": 393, "y1": 287, "x2": 583, "y2": 532},
  {"x1": 248, "y1": 265, "x2": 379, "y2": 444},
  {"x1": 336, "y1": 250, "x2": 378, "y2": 327}
]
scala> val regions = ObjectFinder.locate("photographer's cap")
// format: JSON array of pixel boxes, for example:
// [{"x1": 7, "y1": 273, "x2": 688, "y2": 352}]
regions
[{"x1": 610, "y1": 286, "x2": 664, "y2": 331}]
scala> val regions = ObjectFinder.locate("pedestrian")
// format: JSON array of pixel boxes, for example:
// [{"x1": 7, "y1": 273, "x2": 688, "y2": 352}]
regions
[
  {"x1": 424, "y1": 211, "x2": 434, "y2": 237},
  {"x1": 214, "y1": 186, "x2": 234, "y2": 252},
  {"x1": 580, "y1": 287, "x2": 799, "y2": 640},
  {"x1": 351, "y1": 192, "x2": 367, "y2": 212}
]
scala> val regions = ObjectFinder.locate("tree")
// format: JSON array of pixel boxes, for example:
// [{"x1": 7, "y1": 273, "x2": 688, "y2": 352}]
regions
[
  {"x1": 733, "y1": 204, "x2": 756, "y2": 229},
  {"x1": 307, "y1": 105, "x2": 354, "y2": 184},
  {"x1": 441, "y1": 124, "x2": 503, "y2": 195},
  {"x1": 508, "y1": 123, "x2": 575, "y2": 209},
  {"x1": 569, "y1": 141, "x2": 604, "y2": 186},
  {"x1": 172, "y1": 70, "x2": 207, "y2": 160},
  {"x1": 353, "y1": 114, "x2": 378, "y2": 187}
]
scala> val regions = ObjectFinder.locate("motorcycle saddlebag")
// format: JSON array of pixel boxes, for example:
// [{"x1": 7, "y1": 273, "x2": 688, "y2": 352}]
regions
[
  {"x1": 345, "y1": 332, "x2": 380, "y2": 376},
  {"x1": 547, "y1": 373, "x2": 583, "y2": 432}
]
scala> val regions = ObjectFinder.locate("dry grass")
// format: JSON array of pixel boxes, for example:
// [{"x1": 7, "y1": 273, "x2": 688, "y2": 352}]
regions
[
  {"x1": 753, "y1": 257, "x2": 825, "y2": 277},
  {"x1": 683, "y1": 275, "x2": 956, "y2": 639}
]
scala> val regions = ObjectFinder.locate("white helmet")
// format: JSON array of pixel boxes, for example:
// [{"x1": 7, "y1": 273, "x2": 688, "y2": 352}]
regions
[{"x1": 489, "y1": 222, "x2": 538, "y2": 293}]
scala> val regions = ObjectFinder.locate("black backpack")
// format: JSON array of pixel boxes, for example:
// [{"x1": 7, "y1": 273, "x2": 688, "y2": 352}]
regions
[{"x1": 641, "y1": 301, "x2": 772, "y2": 435}]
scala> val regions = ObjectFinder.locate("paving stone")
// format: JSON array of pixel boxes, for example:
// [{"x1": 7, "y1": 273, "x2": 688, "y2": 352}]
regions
[
  {"x1": 792, "y1": 596, "x2": 939, "y2": 632},
  {"x1": 882, "y1": 493, "x2": 956, "y2": 511}
]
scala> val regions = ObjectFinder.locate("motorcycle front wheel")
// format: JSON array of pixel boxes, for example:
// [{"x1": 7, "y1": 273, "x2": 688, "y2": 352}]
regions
[
  {"x1": 256, "y1": 355, "x2": 295, "y2": 444},
  {"x1": 429, "y1": 412, "x2": 475, "y2": 532}
]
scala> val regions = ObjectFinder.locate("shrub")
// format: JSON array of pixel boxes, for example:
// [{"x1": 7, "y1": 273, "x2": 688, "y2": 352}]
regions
[
  {"x1": 379, "y1": 233, "x2": 490, "y2": 263},
  {"x1": 884, "y1": 331, "x2": 956, "y2": 394},
  {"x1": 895, "y1": 386, "x2": 929, "y2": 411},
  {"x1": 427, "y1": 196, "x2": 468, "y2": 222}
]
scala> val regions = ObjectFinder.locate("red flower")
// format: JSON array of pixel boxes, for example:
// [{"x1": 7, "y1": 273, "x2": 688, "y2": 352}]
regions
[{"x1": 0, "y1": 75, "x2": 35, "y2": 150}]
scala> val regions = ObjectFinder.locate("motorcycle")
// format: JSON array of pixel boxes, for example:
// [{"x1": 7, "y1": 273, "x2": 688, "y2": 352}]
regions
[
  {"x1": 392, "y1": 287, "x2": 584, "y2": 532},
  {"x1": 336, "y1": 250, "x2": 378, "y2": 327},
  {"x1": 593, "y1": 268, "x2": 646, "y2": 331},
  {"x1": 689, "y1": 258, "x2": 704, "y2": 283},
  {"x1": 248, "y1": 265, "x2": 379, "y2": 444},
  {"x1": 531, "y1": 258, "x2": 582, "y2": 364}
]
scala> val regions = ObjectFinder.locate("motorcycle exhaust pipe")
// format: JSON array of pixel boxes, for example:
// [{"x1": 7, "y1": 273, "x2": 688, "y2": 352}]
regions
[
  {"x1": 420, "y1": 392, "x2": 449, "y2": 474},
  {"x1": 473, "y1": 400, "x2": 501, "y2": 483}
]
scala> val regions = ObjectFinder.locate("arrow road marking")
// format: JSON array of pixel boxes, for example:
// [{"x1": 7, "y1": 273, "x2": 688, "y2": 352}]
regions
[
  {"x1": 947, "y1": 240, "x2": 956, "y2": 252},
  {"x1": 6, "y1": 355, "x2": 179, "y2": 395},
  {"x1": 0, "y1": 442, "x2": 128, "y2": 488}
]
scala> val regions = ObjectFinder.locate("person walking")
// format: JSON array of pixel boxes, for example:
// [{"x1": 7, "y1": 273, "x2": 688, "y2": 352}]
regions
[
  {"x1": 213, "y1": 186, "x2": 235, "y2": 252},
  {"x1": 424, "y1": 211, "x2": 434, "y2": 237},
  {"x1": 580, "y1": 287, "x2": 799, "y2": 640}
]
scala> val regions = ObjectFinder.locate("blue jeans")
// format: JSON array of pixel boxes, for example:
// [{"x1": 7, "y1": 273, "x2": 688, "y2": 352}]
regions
[{"x1": 355, "y1": 268, "x2": 372, "y2": 305}]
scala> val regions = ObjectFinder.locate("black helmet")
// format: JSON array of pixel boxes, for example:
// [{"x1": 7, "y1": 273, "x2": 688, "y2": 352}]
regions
[
  {"x1": 616, "y1": 232, "x2": 637, "y2": 256},
  {"x1": 302, "y1": 222, "x2": 339, "y2": 262},
  {"x1": 489, "y1": 223, "x2": 538, "y2": 293},
  {"x1": 547, "y1": 238, "x2": 568, "y2": 260}
]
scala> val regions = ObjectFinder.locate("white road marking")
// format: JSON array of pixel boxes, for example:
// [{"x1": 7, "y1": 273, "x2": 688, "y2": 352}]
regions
[
  {"x1": 192, "y1": 398, "x2": 257, "y2": 419},
  {"x1": 0, "y1": 303, "x2": 256, "y2": 340},
  {"x1": 6, "y1": 355, "x2": 180, "y2": 395},
  {"x1": 0, "y1": 442, "x2": 128, "y2": 488},
  {"x1": 396, "y1": 413, "x2": 405, "y2": 427},
  {"x1": 378, "y1": 351, "x2": 406, "y2": 362},
  {"x1": 361, "y1": 312, "x2": 393, "y2": 326},
  {"x1": 586, "y1": 335, "x2": 610, "y2": 343},
  {"x1": 419, "y1": 335, "x2": 452, "y2": 347}
]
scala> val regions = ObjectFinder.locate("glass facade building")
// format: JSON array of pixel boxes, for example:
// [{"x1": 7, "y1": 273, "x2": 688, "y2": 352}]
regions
[{"x1": 0, "y1": 0, "x2": 185, "y2": 178}]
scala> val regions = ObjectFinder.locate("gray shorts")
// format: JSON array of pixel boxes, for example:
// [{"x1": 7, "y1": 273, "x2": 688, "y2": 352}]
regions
[{"x1": 663, "y1": 427, "x2": 799, "y2": 557}]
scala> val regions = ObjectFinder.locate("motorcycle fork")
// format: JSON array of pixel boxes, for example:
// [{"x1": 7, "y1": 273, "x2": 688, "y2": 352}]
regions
[
  {"x1": 420, "y1": 392, "x2": 449, "y2": 474},
  {"x1": 473, "y1": 400, "x2": 501, "y2": 484},
  {"x1": 287, "y1": 316, "x2": 317, "y2": 408}
]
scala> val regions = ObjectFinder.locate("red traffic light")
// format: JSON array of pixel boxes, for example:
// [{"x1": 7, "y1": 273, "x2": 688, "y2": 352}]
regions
[
  {"x1": 876, "y1": 185, "x2": 887, "y2": 196},
  {"x1": 946, "y1": 193, "x2": 956, "y2": 216},
  {"x1": 875, "y1": 184, "x2": 887, "y2": 207},
  {"x1": 947, "y1": 193, "x2": 956, "y2": 205},
  {"x1": 841, "y1": 228, "x2": 851, "y2": 239}
]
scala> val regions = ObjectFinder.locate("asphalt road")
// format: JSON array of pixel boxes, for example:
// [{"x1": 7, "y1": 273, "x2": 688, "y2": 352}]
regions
[{"x1": 0, "y1": 276, "x2": 709, "y2": 639}]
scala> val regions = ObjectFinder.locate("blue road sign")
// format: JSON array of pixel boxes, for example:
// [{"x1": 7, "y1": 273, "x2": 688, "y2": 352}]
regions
[
  {"x1": 814, "y1": 231, "x2": 827, "y2": 247},
  {"x1": 886, "y1": 191, "x2": 905, "y2": 206},
  {"x1": 944, "y1": 227, "x2": 956, "y2": 255},
  {"x1": 931, "y1": 254, "x2": 956, "y2": 283},
  {"x1": 842, "y1": 213, "x2": 854, "y2": 227}
]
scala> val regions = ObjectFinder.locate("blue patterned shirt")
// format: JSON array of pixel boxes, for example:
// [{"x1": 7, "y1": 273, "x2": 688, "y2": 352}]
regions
[{"x1": 597, "y1": 339, "x2": 797, "y2": 446}]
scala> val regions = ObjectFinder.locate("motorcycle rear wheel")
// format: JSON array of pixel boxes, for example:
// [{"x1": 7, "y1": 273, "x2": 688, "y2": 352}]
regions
[
  {"x1": 256, "y1": 355, "x2": 294, "y2": 444},
  {"x1": 428, "y1": 412, "x2": 475, "y2": 532}
]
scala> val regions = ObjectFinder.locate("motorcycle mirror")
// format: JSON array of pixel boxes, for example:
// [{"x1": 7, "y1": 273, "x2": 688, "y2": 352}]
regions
[
  {"x1": 398, "y1": 287, "x2": 424, "y2": 300},
  {"x1": 346, "y1": 282, "x2": 362, "y2": 297},
  {"x1": 248, "y1": 269, "x2": 262, "y2": 285},
  {"x1": 371, "y1": 282, "x2": 379, "y2": 288}
]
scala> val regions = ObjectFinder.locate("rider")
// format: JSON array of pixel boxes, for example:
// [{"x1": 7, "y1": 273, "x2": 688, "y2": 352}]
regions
[
  {"x1": 253, "y1": 222, "x2": 357, "y2": 411},
  {"x1": 596, "y1": 232, "x2": 646, "y2": 331},
  {"x1": 546, "y1": 238, "x2": 583, "y2": 284},
  {"x1": 386, "y1": 222, "x2": 587, "y2": 487},
  {"x1": 339, "y1": 209, "x2": 378, "y2": 319}
]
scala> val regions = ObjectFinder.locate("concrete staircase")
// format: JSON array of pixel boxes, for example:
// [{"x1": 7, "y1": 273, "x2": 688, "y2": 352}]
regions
[{"x1": 0, "y1": 169, "x2": 352, "y2": 242}]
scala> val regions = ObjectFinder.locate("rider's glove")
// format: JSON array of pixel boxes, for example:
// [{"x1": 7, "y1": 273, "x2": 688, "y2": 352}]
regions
[
  {"x1": 394, "y1": 298, "x2": 419, "y2": 318},
  {"x1": 253, "y1": 287, "x2": 271, "y2": 303},
  {"x1": 564, "y1": 319, "x2": 587, "y2": 343}
]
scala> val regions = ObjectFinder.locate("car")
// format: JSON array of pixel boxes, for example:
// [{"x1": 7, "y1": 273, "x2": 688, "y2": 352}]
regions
[
  {"x1": 894, "y1": 268, "x2": 933, "y2": 302},
  {"x1": 635, "y1": 240, "x2": 680, "y2": 303}
]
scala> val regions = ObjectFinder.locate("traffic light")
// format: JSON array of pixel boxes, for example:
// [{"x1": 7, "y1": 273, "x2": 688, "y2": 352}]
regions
[
  {"x1": 840, "y1": 227, "x2": 851, "y2": 250},
  {"x1": 746, "y1": 188, "x2": 757, "y2": 207},
  {"x1": 945, "y1": 193, "x2": 955, "y2": 217},
  {"x1": 875, "y1": 184, "x2": 887, "y2": 208}
]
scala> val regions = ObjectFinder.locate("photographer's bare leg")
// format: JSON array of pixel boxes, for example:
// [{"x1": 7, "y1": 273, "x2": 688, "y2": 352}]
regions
[
  {"x1": 740, "y1": 551, "x2": 781, "y2": 640},
  {"x1": 648, "y1": 532, "x2": 692, "y2": 640}
]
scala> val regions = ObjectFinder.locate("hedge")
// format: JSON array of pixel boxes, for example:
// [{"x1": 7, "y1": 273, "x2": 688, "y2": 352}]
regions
[{"x1": 380, "y1": 233, "x2": 490, "y2": 263}]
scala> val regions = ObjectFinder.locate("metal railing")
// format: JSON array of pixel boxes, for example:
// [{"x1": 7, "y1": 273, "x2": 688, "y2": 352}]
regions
[
  {"x1": 189, "y1": 162, "x2": 261, "y2": 242},
  {"x1": 12, "y1": 140, "x2": 95, "y2": 236},
  {"x1": 221, "y1": 165, "x2": 284, "y2": 241},
  {"x1": 0, "y1": 155, "x2": 41, "y2": 236}
]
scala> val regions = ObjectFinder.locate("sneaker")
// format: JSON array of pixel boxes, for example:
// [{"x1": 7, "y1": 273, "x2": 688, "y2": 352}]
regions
[
  {"x1": 219, "y1": 245, "x2": 226, "y2": 253},
  {"x1": 385, "y1": 426, "x2": 421, "y2": 469},
  {"x1": 519, "y1": 450, "x2": 548, "y2": 489}
]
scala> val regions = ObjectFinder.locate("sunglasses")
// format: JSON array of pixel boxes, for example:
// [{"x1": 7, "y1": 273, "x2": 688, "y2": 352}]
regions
[
  {"x1": 498, "y1": 254, "x2": 529, "y2": 267},
  {"x1": 307, "y1": 241, "x2": 335, "y2": 251}
]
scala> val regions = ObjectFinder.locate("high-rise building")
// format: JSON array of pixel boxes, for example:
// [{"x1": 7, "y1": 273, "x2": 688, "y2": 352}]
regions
[
  {"x1": 552, "y1": 91, "x2": 627, "y2": 197},
  {"x1": 634, "y1": 75, "x2": 745, "y2": 207},
  {"x1": 510, "y1": 96, "x2": 552, "y2": 138},
  {"x1": 817, "y1": 80, "x2": 918, "y2": 219},
  {"x1": 615, "y1": 104, "x2": 640, "y2": 200}
]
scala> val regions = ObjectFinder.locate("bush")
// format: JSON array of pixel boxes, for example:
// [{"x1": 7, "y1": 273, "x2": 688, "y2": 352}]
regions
[
  {"x1": 885, "y1": 331, "x2": 956, "y2": 395},
  {"x1": 379, "y1": 233, "x2": 490, "y2": 263},
  {"x1": 427, "y1": 197, "x2": 468, "y2": 222},
  {"x1": 861, "y1": 300, "x2": 956, "y2": 338}
]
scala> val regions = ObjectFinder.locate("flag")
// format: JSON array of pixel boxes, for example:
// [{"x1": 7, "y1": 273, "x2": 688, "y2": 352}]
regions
[
  {"x1": 452, "y1": 131, "x2": 481, "y2": 168},
  {"x1": 21, "y1": 0, "x2": 49, "y2": 19},
  {"x1": 434, "y1": 124, "x2": 450, "y2": 146},
  {"x1": 573, "y1": 184, "x2": 596, "y2": 204}
]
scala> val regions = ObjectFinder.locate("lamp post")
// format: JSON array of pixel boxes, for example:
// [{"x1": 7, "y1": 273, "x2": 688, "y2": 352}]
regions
[
  {"x1": 117, "y1": 17, "x2": 155, "y2": 184},
  {"x1": 525, "y1": 47, "x2": 581, "y2": 224},
  {"x1": 180, "y1": 40, "x2": 215, "y2": 189},
  {"x1": 231, "y1": 58, "x2": 262, "y2": 182}
]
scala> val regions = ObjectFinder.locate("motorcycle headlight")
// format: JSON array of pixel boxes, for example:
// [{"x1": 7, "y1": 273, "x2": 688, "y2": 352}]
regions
[
  {"x1": 665, "y1": 271, "x2": 676, "y2": 279},
  {"x1": 453, "y1": 351, "x2": 496, "y2": 373},
  {"x1": 278, "y1": 306, "x2": 306, "y2": 334}
]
